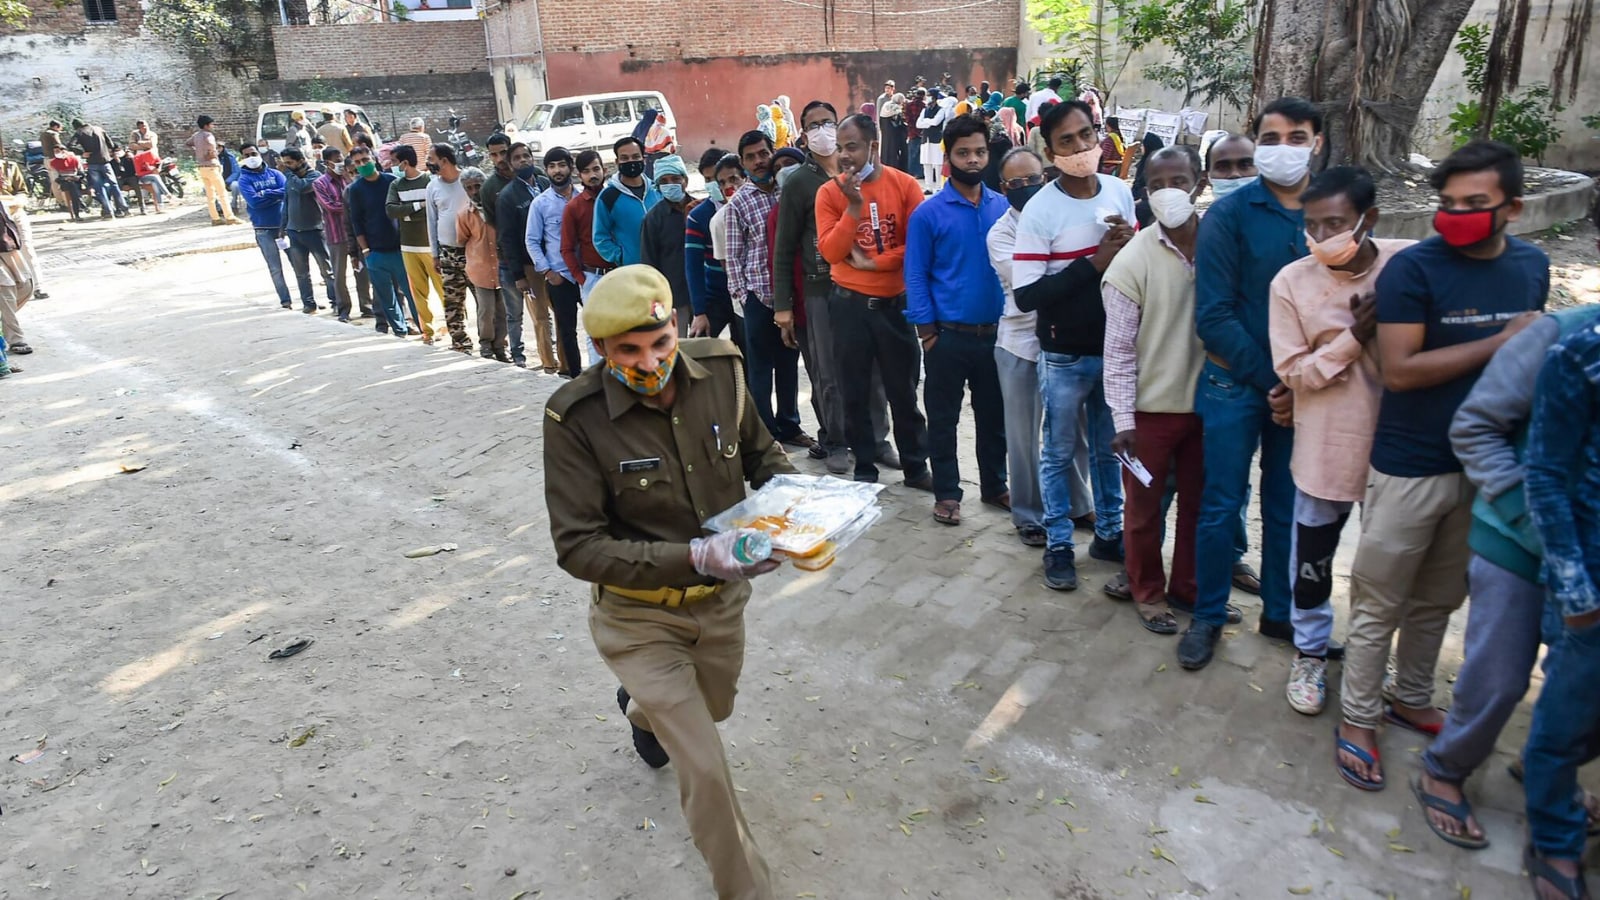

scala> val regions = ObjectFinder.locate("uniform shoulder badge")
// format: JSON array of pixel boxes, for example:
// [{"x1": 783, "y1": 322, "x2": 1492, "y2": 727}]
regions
[{"x1": 545, "y1": 371, "x2": 604, "y2": 423}]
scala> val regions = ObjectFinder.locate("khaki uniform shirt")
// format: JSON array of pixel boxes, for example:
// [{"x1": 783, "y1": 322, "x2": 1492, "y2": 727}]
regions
[{"x1": 543, "y1": 338, "x2": 795, "y2": 590}]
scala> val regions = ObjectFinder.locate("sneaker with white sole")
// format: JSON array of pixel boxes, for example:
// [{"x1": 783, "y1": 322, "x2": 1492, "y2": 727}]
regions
[{"x1": 1286, "y1": 655, "x2": 1328, "y2": 716}]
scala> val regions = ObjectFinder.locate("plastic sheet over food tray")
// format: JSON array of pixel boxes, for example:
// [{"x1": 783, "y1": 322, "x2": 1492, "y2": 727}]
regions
[{"x1": 704, "y1": 475, "x2": 886, "y2": 556}]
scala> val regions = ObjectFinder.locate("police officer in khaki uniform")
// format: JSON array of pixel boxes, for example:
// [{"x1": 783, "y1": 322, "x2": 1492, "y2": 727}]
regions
[{"x1": 543, "y1": 265, "x2": 795, "y2": 900}]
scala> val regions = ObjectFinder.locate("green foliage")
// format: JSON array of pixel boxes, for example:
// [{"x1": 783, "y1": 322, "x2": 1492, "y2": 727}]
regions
[
  {"x1": 302, "y1": 78, "x2": 350, "y2": 103},
  {"x1": 38, "y1": 99, "x2": 83, "y2": 125},
  {"x1": 1026, "y1": 0, "x2": 1135, "y2": 94},
  {"x1": 1129, "y1": 0, "x2": 1254, "y2": 109},
  {"x1": 144, "y1": 0, "x2": 263, "y2": 57},
  {"x1": 391, "y1": 1, "x2": 410, "y2": 20},
  {"x1": 0, "y1": 0, "x2": 31, "y2": 28},
  {"x1": 1583, "y1": 112, "x2": 1600, "y2": 131},
  {"x1": 1444, "y1": 22, "x2": 1564, "y2": 164}
]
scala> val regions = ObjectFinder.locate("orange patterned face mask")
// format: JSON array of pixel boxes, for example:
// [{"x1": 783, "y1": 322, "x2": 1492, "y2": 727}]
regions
[{"x1": 607, "y1": 348, "x2": 678, "y2": 396}]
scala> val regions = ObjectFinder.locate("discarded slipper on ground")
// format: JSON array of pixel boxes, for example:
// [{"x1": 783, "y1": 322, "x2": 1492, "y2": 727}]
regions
[{"x1": 267, "y1": 638, "x2": 315, "y2": 660}]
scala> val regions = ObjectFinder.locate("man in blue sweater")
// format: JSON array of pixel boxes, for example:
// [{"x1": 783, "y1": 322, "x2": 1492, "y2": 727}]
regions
[
  {"x1": 592, "y1": 136, "x2": 659, "y2": 267},
  {"x1": 343, "y1": 144, "x2": 413, "y2": 339},
  {"x1": 237, "y1": 145, "x2": 292, "y2": 309}
]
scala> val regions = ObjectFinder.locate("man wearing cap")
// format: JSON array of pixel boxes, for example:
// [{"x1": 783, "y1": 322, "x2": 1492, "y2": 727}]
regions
[
  {"x1": 638, "y1": 154, "x2": 694, "y2": 333},
  {"x1": 544, "y1": 264, "x2": 794, "y2": 900}
]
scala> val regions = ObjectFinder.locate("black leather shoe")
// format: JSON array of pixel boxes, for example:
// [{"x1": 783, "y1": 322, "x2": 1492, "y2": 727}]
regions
[
  {"x1": 1326, "y1": 640, "x2": 1345, "y2": 661},
  {"x1": 1177, "y1": 622, "x2": 1223, "y2": 670},
  {"x1": 617, "y1": 687, "x2": 669, "y2": 769}
]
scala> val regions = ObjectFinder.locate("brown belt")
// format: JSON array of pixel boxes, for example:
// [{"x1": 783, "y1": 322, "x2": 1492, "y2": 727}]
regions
[
  {"x1": 602, "y1": 584, "x2": 722, "y2": 608},
  {"x1": 1206, "y1": 353, "x2": 1231, "y2": 369},
  {"x1": 939, "y1": 321, "x2": 998, "y2": 336}
]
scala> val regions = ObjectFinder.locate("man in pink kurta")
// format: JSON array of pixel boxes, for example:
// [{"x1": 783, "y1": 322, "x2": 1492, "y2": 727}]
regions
[{"x1": 1268, "y1": 165, "x2": 1415, "y2": 716}]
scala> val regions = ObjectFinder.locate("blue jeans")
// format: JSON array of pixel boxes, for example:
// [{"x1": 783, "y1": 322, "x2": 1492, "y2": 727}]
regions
[
  {"x1": 743, "y1": 294, "x2": 802, "y2": 441},
  {"x1": 285, "y1": 229, "x2": 336, "y2": 311},
  {"x1": 1193, "y1": 360, "x2": 1294, "y2": 627},
  {"x1": 1161, "y1": 475, "x2": 1249, "y2": 561},
  {"x1": 1524, "y1": 618, "x2": 1600, "y2": 859},
  {"x1": 1038, "y1": 352, "x2": 1121, "y2": 552},
  {"x1": 500, "y1": 264, "x2": 525, "y2": 365},
  {"x1": 87, "y1": 163, "x2": 129, "y2": 216},
  {"x1": 363, "y1": 250, "x2": 413, "y2": 336},
  {"x1": 253, "y1": 228, "x2": 292, "y2": 307},
  {"x1": 907, "y1": 137, "x2": 925, "y2": 180}
]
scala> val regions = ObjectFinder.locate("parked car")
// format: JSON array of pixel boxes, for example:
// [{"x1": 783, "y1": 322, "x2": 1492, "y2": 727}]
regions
[
  {"x1": 504, "y1": 91, "x2": 675, "y2": 164},
  {"x1": 256, "y1": 102, "x2": 383, "y2": 153}
]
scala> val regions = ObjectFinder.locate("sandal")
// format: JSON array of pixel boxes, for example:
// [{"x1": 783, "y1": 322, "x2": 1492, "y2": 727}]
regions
[
  {"x1": 1384, "y1": 703, "x2": 1443, "y2": 738},
  {"x1": 1411, "y1": 775, "x2": 1489, "y2": 850},
  {"x1": 1231, "y1": 561, "x2": 1261, "y2": 595},
  {"x1": 1508, "y1": 761, "x2": 1600, "y2": 836},
  {"x1": 933, "y1": 499, "x2": 961, "y2": 526},
  {"x1": 267, "y1": 637, "x2": 315, "y2": 660},
  {"x1": 1138, "y1": 608, "x2": 1179, "y2": 635},
  {"x1": 1334, "y1": 726, "x2": 1385, "y2": 792},
  {"x1": 1524, "y1": 844, "x2": 1591, "y2": 900}
]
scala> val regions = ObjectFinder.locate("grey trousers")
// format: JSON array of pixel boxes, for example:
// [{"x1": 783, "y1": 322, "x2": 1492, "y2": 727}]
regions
[
  {"x1": 13, "y1": 207, "x2": 44, "y2": 290},
  {"x1": 995, "y1": 346, "x2": 1091, "y2": 529},
  {"x1": 473, "y1": 284, "x2": 508, "y2": 355},
  {"x1": 1422, "y1": 554, "x2": 1547, "y2": 783},
  {"x1": 807, "y1": 286, "x2": 890, "y2": 455}
]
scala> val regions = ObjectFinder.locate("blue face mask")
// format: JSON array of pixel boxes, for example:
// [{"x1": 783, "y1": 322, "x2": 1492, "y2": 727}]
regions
[
  {"x1": 1210, "y1": 176, "x2": 1254, "y2": 200},
  {"x1": 659, "y1": 183, "x2": 687, "y2": 203}
]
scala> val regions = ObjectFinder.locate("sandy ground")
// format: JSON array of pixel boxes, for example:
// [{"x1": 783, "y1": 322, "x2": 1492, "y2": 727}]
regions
[{"x1": 1, "y1": 197, "x2": 1598, "y2": 900}]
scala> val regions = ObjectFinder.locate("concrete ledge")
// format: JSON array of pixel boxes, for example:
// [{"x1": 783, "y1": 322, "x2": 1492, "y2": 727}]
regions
[{"x1": 1380, "y1": 168, "x2": 1597, "y2": 240}]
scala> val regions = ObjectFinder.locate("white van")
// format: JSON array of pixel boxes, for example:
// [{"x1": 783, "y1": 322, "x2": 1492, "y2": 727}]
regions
[
  {"x1": 256, "y1": 102, "x2": 383, "y2": 153},
  {"x1": 506, "y1": 91, "x2": 675, "y2": 164}
]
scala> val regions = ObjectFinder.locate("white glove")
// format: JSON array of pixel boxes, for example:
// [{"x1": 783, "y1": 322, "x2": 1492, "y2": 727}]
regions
[{"x1": 690, "y1": 529, "x2": 780, "y2": 582}]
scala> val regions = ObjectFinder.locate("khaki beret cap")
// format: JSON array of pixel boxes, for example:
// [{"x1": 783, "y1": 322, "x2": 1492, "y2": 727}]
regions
[{"x1": 582, "y1": 265, "x2": 675, "y2": 339}]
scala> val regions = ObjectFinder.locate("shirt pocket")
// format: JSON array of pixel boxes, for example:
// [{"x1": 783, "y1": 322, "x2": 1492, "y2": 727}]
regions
[{"x1": 608, "y1": 467, "x2": 676, "y2": 514}]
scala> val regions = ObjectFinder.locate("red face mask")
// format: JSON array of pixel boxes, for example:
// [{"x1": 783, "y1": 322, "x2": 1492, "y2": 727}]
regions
[{"x1": 1433, "y1": 203, "x2": 1505, "y2": 248}]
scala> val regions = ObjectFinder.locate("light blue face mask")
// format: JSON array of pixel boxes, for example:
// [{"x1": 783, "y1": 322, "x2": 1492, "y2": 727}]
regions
[
  {"x1": 659, "y1": 182, "x2": 687, "y2": 203},
  {"x1": 1210, "y1": 175, "x2": 1255, "y2": 201}
]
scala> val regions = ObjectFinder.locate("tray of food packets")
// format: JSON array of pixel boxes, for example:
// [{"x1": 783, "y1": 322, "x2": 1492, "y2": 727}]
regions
[{"x1": 704, "y1": 475, "x2": 886, "y2": 571}]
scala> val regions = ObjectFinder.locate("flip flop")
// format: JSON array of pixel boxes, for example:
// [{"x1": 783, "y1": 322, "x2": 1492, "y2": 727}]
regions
[
  {"x1": 1411, "y1": 775, "x2": 1489, "y2": 850},
  {"x1": 1334, "y1": 726, "x2": 1385, "y2": 791},
  {"x1": 1138, "y1": 609, "x2": 1179, "y2": 635},
  {"x1": 1384, "y1": 703, "x2": 1443, "y2": 738},
  {"x1": 1524, "y1": 844, "x2": 1591, "y2": 900},
  {"x1": 1508, "y1": 761, "x2": 1600, "y2": 836},
  {"x1": 933, "y1": 499, "x2": 961, "y2": 525},
  {"x1": 267, "y1": 637, "x2": 314, "y2": 660}
]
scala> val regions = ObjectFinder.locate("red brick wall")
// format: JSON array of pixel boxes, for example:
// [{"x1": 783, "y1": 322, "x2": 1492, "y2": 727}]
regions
[
  {"x1": 271, "y1": 22, "x2": 489, "y2": 79},
  {"x1": 538, "y1": 0, "x2": 1018, "y2": 58},
  {"x1": 1, "y1": 0, "x2": 143, "y2": 36}
]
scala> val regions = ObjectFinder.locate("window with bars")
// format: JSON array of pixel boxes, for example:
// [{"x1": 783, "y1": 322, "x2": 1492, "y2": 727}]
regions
[{"x1": 83, "y1": 0, "x2": 117, "y2": 22}]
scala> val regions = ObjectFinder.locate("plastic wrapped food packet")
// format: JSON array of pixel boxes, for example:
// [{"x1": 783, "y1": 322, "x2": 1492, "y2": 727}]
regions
[{"x1": 704, "y1": 475, "x2": 885, "y2": 561}]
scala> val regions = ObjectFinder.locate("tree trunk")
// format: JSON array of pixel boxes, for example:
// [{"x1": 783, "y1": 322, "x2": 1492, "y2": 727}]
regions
[{"x1": 1251, "y1": 0, "x2": 1476, "y2": 171}]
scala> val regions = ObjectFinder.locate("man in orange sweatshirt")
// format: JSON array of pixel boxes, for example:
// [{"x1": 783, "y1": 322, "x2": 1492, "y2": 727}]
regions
[{"x1": 815, "y1": 113, "x2": 931, "y2": 488}]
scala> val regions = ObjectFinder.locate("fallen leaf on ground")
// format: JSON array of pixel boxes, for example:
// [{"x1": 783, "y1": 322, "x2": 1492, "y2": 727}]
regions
[
  {"x1": 1194, "y1": 795, "x2": 1216, "y2": 805},
  {"x1": 1327, "y1": 846, "x2": 1345, "y2": 858},
  {"x1": 1288, "y1": 888, "x2": 1313, "y2": 896},
  {"x1": 1151, "y1": 846, "x2": 1176, "y2": 864},
  {"x1": 118, "y1": 464, "x2": 147, "y2": 474},
  {"x1": 288, "y1": 726, "x2": 316, "y2": 748},
  {"x1": 1387, "y1": 843, "x2": 1414, "y2": 853},
  {"x1": 404, "y1": 543, "x2": 459, "y2": 558},
  {"x1": 157, "y1": 772, "x2": 177, "y2": 790}
]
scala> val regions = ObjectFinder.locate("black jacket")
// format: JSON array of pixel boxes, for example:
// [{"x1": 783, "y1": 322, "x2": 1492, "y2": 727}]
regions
[
  {"x1": 639, "y1": 200, "x2": 690, "y2": 312},
  {"x1": 495, "y1": 177, "x2": 538, "y2": 273}
]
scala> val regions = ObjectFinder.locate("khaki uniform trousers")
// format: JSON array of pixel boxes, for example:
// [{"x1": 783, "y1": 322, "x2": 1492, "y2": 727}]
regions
[
  {"x1": 1341, "y1": 468, "x2": 1473, "y2": 729},
  {"x1": 589, "y1": 580, "x2": 773, "y2": 900}
]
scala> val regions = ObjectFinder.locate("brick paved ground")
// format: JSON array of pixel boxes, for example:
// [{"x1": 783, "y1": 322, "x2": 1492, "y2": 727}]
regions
[{"x1": 1, "y1": 221, "x2": 1588, "y2": 899}]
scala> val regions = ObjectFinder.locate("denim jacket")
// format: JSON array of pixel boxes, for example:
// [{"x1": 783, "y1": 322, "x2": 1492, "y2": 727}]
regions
[{"x1": 1525, "y1": 321, "x2": 1600, "y2": 620}]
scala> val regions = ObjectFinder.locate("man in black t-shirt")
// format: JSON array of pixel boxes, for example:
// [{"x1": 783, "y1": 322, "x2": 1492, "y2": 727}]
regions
[{"x1": 1334, "y1": 140, "x2": 1547, "y2": 792}]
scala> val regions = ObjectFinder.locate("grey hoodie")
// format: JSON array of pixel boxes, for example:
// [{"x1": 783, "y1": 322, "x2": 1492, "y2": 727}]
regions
[{"x1": 1450, "y1": 315, "x2": 1564, "y2": 501}]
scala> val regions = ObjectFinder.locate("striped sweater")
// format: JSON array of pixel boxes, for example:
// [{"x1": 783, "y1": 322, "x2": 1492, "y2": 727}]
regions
[{"x1": 1012, "y1": 175, "x2": 1135, "y2": 355}]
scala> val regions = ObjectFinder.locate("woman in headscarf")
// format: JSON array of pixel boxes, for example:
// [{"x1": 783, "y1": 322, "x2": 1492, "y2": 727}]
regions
[
  {"x1": 771, "y1": 103, "x2": 792, "y2": 148},
  {"x1": 984, "y1": 91, "x2": 1004, "y2": 112},
  {"x1": 1130, "y1": 131, "x2": 1165, "y2": 228},
  {"x1": 998, "y1": 105, "x2": 1024, "y2": 146},
  {"x1": 1098, "y1": 115, "x2": 1126, "y2": 175},
  {"x1": 631, "y1": 108, "x2": 657, "y2": 147},
  {"x1": 880, "y1": 92, "x2": 908, "y2": 173},
  {"x1": 858, "y1": 101, "x2": 877, "y2": 119},
  {"x1": 756, "y1": 105, "x2": 777, "y2": 144},
  {"x1": 643, "y1": 111, "x2": 675, "y2": 179}
]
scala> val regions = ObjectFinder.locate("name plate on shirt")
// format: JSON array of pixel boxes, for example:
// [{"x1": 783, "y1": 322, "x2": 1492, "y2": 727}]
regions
[{"x1": 619, "y1": 458, "x2": 662, "y2": 473}]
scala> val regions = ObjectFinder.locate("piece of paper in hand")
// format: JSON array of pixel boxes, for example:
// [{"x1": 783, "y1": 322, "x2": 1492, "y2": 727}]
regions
[{"x1": 1117, "y1": 451, "x2": 1154, "y2": 487}]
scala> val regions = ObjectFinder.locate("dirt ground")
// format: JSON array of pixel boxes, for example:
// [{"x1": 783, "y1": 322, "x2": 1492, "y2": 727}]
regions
[{"x1": 1, "y1": 194, "x2": 1598, "y2": 900}]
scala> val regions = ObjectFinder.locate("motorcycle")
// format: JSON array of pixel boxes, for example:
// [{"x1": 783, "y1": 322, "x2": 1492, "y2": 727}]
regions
[
  {"x1": 8, "y1": 139, "x2": 50, "y2": 201},
  {"x1": 159, "y1": 157, "x2": 185, "y2": 198},
  {"x1": 440, "y1": 109, "x2": 483, "y2": 167}
]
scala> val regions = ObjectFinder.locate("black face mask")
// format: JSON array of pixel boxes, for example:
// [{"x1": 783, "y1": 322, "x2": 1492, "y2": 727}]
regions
[
  {"x1": 1006, "y1": 183, "x2": 1042, "y2": 212},
  {"x1": 618, "y1": 160, "x2": 646, "y2": 179},
  {"x1": 949, "y1": 166, "x2": 986, "y2": 187},
  {"x1": 426, "y1": 163, "x2": 441, "y2": 174},
  {"x1": 514, "y1": 164, "x2": 539, "y2": 182}
]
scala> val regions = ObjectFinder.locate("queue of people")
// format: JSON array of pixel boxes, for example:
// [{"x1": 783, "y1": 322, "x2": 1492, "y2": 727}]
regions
[{"x1": 528, "y1": 72, "x2": 1600, "y2": 899}]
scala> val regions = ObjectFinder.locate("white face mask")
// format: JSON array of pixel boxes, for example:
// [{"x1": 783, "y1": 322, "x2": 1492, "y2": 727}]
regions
[
  {"x1": 806, "y1": 124, "x2": 838, "y2": 157},
  {"x1": 1147, "y1": 187, "x2": 1197, "y2": 229},
  {"x1": 1209, "y1": 176, "x2": 1254, "y2": 200},
  {"x1": 240, "y1": 155, "x2": 264, "y2": 170},
  {"x1": 1254, "y1": 144, "x2": 1312, "y2": 187}
]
